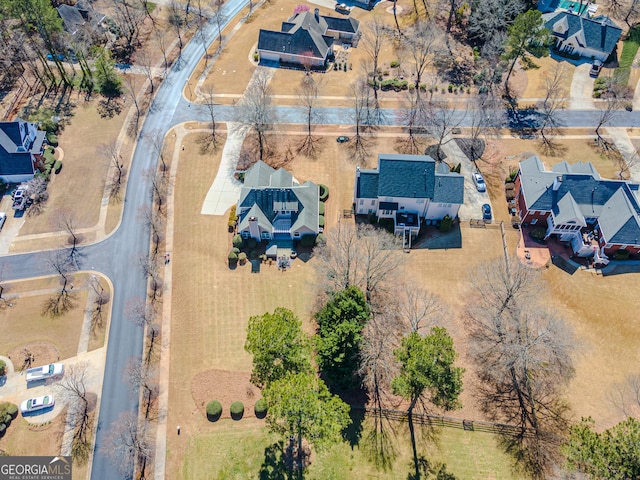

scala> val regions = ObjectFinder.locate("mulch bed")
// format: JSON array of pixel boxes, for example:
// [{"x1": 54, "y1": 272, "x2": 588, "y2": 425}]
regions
[{"x1": 191, "y1": 369, "x2": 261, "y2": 420}]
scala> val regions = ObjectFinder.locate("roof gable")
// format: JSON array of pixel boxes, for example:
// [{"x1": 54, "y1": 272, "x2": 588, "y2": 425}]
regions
[
  {"x1": 544, "y1": 12, "x2": 621, "y2": 54},
  {"x1": 598, "y1": 188, "x2": 640, "y2": 245},
  {"x1": 433, "y1": 173, "x2": 464, "y2": 204}
]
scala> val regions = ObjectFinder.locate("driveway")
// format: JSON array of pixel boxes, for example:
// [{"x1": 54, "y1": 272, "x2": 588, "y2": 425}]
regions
[
  {"x1": 440, "y1": 139, "x2": 492, "y2": 222},
  {"x1": 569, "y1": 63, "x2": 596, "y2": 110}
]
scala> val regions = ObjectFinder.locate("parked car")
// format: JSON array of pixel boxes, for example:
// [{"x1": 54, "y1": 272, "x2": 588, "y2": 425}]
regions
[
  {"x1": 0, "y1": 212, "x2": 6, "y2": 231},
  {"x1": 336, "y1": 135, "x2": 350, "y2": 143},
  {"x1": 26, "y1": 363, "x2": 64, "y2": 383},
  {"x1": 472, "y1": 172, "x2": 486, "y2": 192},
  {"x1": 335, "y1": 3, "x2": 352, "y2": 14},
  {"x1": 482, "y1": 203, "x2": 492, "y2": 222},
  {"x1": 590, "y1": 60, "x2": 602, "y2": 77},
  {"x1": 20, "y1": 394, "x2": 55, "y2": 414}
]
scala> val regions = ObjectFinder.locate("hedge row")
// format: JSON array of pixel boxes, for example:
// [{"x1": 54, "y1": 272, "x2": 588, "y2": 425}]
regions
[
  {"x1": 205, "y1": 399, "x2": 267, "y2": 422},
  {"x1": 0, "y1": 403, "x2": 18, "y2": 438},
  {"x1": 0, "y1": 360, "x2": 5, "y2": 376}
]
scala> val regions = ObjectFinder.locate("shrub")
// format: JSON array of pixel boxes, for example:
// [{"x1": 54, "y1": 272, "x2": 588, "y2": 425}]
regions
[
  {"x1": 228, "y1": 205, "x2": 237, "y2": 231},
  {"x1": 0, "y1": 360, "x2": 5, "y2": 376},
  {"x1": 319, "y1": 202, "x2": 325, "y2": 215},
  {"x1": 318, "y1": 215, "x2": 325, "y2": 228},
  {"x1": 614, "y1": 249, "x2": 630, "y2": 260},
  {"x1": 206, "y1": 400, "x2": 222, "y2": 421},
  {"x1": 46, "y1": 132, "x2": 58, "y2": 146},
  {"x1": 390, "y1": 60, "x2": 399, "y2": 68},
  {"x1": 230, "y1": 401, "x2": 244, "y2": 420},
  {"x1": 315, "y1": 233, "x2": 326, "y2": 246},
  {"x1": 319, "y1": 184, "x2": 329, "y2": 201},
  {"x1": 246, "y1": 237, "x2": 257, "y2": 249},
  {"x1": 232, "y1": 234, "x2": 243, "y2": 248},
  {"x1": 232, "y1": 247, "x2": 240, "y2": 254},
  {"x1": 254, "y1": 398, "x2": 268, "y2": 418},
  {"x1": 53, "y1": 161, "x2": 62, "y2": 174},
  {"x1": 0, "y1": 424, "x2": 5, "y2": 437},
  {"x1": 253, "y1": 53, "x2": 259, "y2": 62},
  {"x1": 238, "y1": 252, "x2": 247, "y2": 265},
  {"x1": 228, "y1": 250, "x2": 238, "y2": 264},
  {"x1": 5, "y1": 404, "x2": 17, "y2": 419},
  {"x1": 440, "y1": 215, "x2": 453, "y2": 232},
  {"x1": 3, "y1": 414, "x2": 10, "y2": 426}
]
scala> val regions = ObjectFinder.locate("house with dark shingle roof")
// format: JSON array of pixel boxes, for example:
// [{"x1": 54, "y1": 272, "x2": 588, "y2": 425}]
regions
[
  {"x1": 257, "y1": 8, "x2": 360, "y2": 68},
  {"x1": 515, "y1": 155, "x2": 640, "y2": 258},
  {"x1": 354, "y1": 154, "x2": 464, "y2": 237},
  {"x1": 543, "y1": 11, "x2": 621, "y2": 62},
  {"x1": 0, "y1": 119, "x2": 45, "y2": 183},
  {"x1": 236, "y1": 161, "x2": 319, "y2": 242}
]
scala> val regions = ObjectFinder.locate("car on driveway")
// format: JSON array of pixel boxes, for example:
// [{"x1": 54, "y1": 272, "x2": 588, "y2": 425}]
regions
[
  {"x1": 482, "y1": 203, "x2": 492, "y2": 223},
  {"x1": 20, "y1": 395, "x2": 55, "y2": 414},
  {"x1": 336, "y1": 136, "x2": 350, "y2": 143},
  {"x1": 589, "y1": 60, "x2": 602, "y2": 77},
  {"x1": 473, "y1": 172, "x2": 486, "y2": 192},
  {"x1": 0, "y1": 212, "x2": 6, "y2": 231}
]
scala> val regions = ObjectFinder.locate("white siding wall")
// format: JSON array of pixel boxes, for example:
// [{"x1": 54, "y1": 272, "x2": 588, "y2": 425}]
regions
[
  {"x1": 258, "y1": 50, "x2": 281, "y2": 62},
  {"x1": 424, "y1": 202, "x2": 460, "y2": 220},
  {"x1": 355, "y1": 198, "x2": 378, "y2": 215},
  {"x1": 377, "y1": 197, "x2": 429, "y2": 216}
]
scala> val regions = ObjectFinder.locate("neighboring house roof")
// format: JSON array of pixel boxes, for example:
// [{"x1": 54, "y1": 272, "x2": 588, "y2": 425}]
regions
[
  {"x1": 378, "y1": 154, "x2": 436, "y2": 198},
  {"x1": 519, "y1": 155, "x2": 640, "y2": 244},
  {"x1": 57, "y1": 4, "x2": 86, "y2": 34},
  {"x1": 237, "y1": 161, "x2": 319, "y2": 234},
  {"x1": 355, "y1": 154, "x2": 464, "y2": 205},
  {"x1": 433, "y1": 173, "x2": 464, "y2": 204},
  {"x1": 0, "y1": 119, "x2": 43, "y2": 177},
  {"x1": 257, "y1": 9, "x2": 360, "y2": 60},
  {"x1": 356, "y1": 170, "x2": 379, "y2": 199},
  {"x1": 543, "y1": 11, "x2": 621, "y2": 55}
]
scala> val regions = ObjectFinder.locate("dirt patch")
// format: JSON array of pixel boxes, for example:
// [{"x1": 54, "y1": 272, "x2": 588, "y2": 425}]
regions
[
  {"x1": 191, "y1": 370, "x2": 260, "y2": 419},
  {"x1": 0, "y1": 409, "x2": 66, "y2": 456},
  {"x1": 6, "y1": 342, "x2": 61, "y2": 372}
]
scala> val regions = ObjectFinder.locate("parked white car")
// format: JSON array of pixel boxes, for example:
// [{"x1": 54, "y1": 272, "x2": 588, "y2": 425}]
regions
[
  {"x1": 26, "y1": 363, "x2": 64, "y2": 383},
  {"x1": 20, "y1": 394, "x2": 55, "y2": 414},
  {"x1": 472, "y1": 172, "x2": 486, "y2": 192}
]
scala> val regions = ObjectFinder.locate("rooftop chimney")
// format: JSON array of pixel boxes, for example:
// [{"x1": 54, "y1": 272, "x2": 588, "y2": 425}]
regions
[
  {"x1": 553, "y1": 175, "x2": 563, "y2": 191},
  {"x1": 314, "y1": 8, "x2": 319, "y2": 22}
]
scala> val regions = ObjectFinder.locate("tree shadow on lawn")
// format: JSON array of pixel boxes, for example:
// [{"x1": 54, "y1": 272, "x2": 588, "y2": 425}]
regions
[
  {"x1": 412, "y1": 224, "x2": 462, "y2": 250},
  {"x1": 259, "y1": 440, "x2": 307, "y2": 480}
]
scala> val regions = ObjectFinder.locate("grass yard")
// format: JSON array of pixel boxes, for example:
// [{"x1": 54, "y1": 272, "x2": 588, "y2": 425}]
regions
[
  {"x1": 181, "y1": 418, "x2": 524, "y2": 480},
  {"x1": 616, "y1": 27, "x2": 640, "y2": 86},
  {"x1": 0, "y1": 415, "x2": 65, "y2": 457},
  {"x1": 520, "y1": 56, "x2": 575, "y2": 100}
]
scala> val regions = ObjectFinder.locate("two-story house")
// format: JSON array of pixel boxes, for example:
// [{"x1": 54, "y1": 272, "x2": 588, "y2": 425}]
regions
[
  {"x1": 354, "y1": 154, "x2": 464, "y2": 238},
  {"x1": 0, "y1": 119, "x2": 45, "y2": 183},
  {"x1": 515, "y1": 155, "x2": 640, "y2": 258},
  {"x1": 236, "y1": 161, "x2": 319, "y2": 243}
]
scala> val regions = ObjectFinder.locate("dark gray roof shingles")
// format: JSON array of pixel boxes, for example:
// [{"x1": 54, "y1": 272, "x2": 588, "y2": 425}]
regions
[
  {"x1": 433, "y1": 174, "x2": 464, "y2": 204},
  {"x1": 378, "y1": 154, "x2": 435, "y2": 198},
  {"x1": 544, "y1": 12, "x2": 621, "y2": 54},
  {"x1": 357, "y1": 171, "x2": 379, "y2": 198}
]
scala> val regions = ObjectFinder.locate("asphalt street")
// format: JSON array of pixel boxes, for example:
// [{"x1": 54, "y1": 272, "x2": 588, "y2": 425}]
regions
[{"x1": 2, "y1": 2, "x2": 640, "y2": 478}]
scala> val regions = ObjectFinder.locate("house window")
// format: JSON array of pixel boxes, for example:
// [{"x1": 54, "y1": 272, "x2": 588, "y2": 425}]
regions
[
  {"x1": 242, "y1": 232, "x2": 250, "y2": 238},
  {"x1": 531, "y1": 218, "x2": 538, "y2": 225},
  {"x1": 261, "y1": 232, "x2": 271, "y2": 239},
  {"x1": 359, "y1": 199, "x2": 364, "y2": 205},
  {"x1": 371, "y1": 200, "x2": 376, "y2": 206},
  {"x1": 294, "y1": 232, "x2": 300, "y2": 237}
]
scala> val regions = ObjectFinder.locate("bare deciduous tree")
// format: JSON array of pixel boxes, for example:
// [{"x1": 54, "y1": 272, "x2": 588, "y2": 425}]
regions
[
  {"x1": 139, "y1": 253, "x2": 162, "y2": 303},
  {"x1": 361, "y1": 16, "x2": 387, "y2": 111},
  {"x1": 608, "y1": 373, "x2": 640, "y2": 418},
  {"x1": 314, "y1": 223, "x2": 405, "y2": 302},
  {"x1": 468, "y1": 93, "x2": 503, "y2": 163},
  {"x1": 123, "y1": 74, "x2": 142, "y2": 131},
  {"x1": 167, "y1": 0, "x2": 186, "y2": 57},
  {"x1": 398, "y1": 90, "x2": 427, "y2": 154},
  {"x1": 43, "y1": 251, "x2": 76, "y2": 317},
  {"x1": 596, "y1": 94, "x2": 621, "y2": 148},
  {"x1": 537, "y1": 67, "x2": 567, "y2": 149},
  {"x1": 212, "y1": 0, "x2": 227, "y2": 50},
  {"x1": 138, "y1": 205, "x2": 165, "y2": 257},
  {"x1": 154, "y1": 29, "x2": 169, "y2": 75},
  {"x1": 25, "y1": 177, "x2": 49, "y2": 216},
  {"x1": 56, "y1": 362, "x2": 93, "y2": 463},
  {"x1": 236, "y1": 68, "x2": 275, "y2": 161},
  {"x1": 87, "y1": 275, "x2": 110, "y2": 335},
  {"x1": 52, "y1": 208, "x2": 82, "y2": 268},
  {"x1": 144, "y1": 129, "x2": 168, "y2": 174},
  {"x1": 466, "y1": 256, "x2": 574, "y2": 477},
  {"x1": 124, "y1": 357, "x2": 158, "y2": 419},
  {"x1": 102, "y1": 411, "x2": 153, "y2": 478},
  {"x1": 296, "y1": 73, "x2": 324, "y2": 156},
  {"x1": 149, "y1": 170, "x2": 170, "y2": 215},
  {"x1": 398, "y1": 285, "x2": 446, "y2": 335},
  {"x1": 127, "y1": 297, "x2": 160, "y2": 361},
  {"x1": 109, "y1": 0, "x2": 146, "y2": 55},
  {"x1": 407, "y1": 21, "x2": 442, "y2": 93},
  {"x1": 426, "y1": 100, "x2": 466, "y2": 160},
  {"x1": 99, "y1": 141, "x2": 127, "y2": 200},
  {"x1": 350, "y1": 77, "x2": 374, "y2": 164},
  {"x1": 201, "y1": 85, "x2": 219, "y2": 150},
  {"x1": 605, "y1": 0, "x2": 640, "y2": 26}
]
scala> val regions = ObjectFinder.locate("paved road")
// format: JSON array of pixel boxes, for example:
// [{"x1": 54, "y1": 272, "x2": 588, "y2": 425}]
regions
[{"x1": 2, "y1": 3, "x2": 640, "y2": 479}]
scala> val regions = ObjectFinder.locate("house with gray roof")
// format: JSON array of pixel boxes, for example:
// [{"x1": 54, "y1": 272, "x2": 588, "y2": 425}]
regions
[
  {"x1": 236, "y1": 161, "x2": 319, "y2": 243},
  {"x1": 0, "y1": 119, "x2": 45, "y2": 183},
  {"x1": 515, "y1": 155, "x2": 640, "y2": 259},
  {"x1": 354, "y1": 154, "x2": 464, "y2": 238},
  {"x1": 257, "y1": 8, "x2": 360, "y2": 68},
  {"x1": 543, "y1": 11, "x2": 621, "y2": 62}
]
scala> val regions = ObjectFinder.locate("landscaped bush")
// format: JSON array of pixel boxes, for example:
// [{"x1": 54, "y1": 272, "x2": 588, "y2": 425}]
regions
[
  {"x1": 0, "y1": 424, "x2": 5, "y2": 437},
  {"x1": 318, "y1": 215, "x2": 325, "y2": 228},
  {"x1": 614, "y1": 249, "x2": 630, "y2": 260},
  {"x1": 53, "y1": 161, "x2": 62, "y2": 174},
  {"x1": 206, "y1": 400, "x2": 222, "y2": 421},
  {"x1": 238, "y1": 252, "x2": 247, "y2": 265},
  {"x1": 390, "y1": 60, "x2": 399, "y2": 68},
  {"x1": 0, "y1": 403, "x2": 18, "y2": 420},
  {"x1": 3, "y1": 414, "x2": 10, "y2": 426},
  {"x1": 46, "y1": 132, "x2": 58, "y2": 146},
  {"x1": 232, "y1": 247, "x2": 240, "y2": 255},
  {"x1": 228, "y1": 205, "x2": 238, "y2": 232},
  {"x1": 315, "y1": 233, "x2": 326, "y2": 246},
  {"x1": 439, "y1": 215, "x2": 453, "y2": 232},
  {"x1": 319, "y1": 202, "x2": 325, "y2": 215},
  {"x1": 254, "y1": 398, "x2": 268, "y2": 418},
  {"x1": 246, "y1": 237, "x2": 257, "y2": 249},
  {"x1": 230, "y1": 401, "x2": 244, "y2": 420},
  {"x1": 0, "y1": 360, "x2": 5, "y2": 376},
  {"x1": 530, "y1": 226, "x2": 546, "y2": 241},
  {"x1": 232, "y1": 234, "x2": 243, "y2": 248},
  {"x1": 319, "y1": 184, "x2": 329, "y2": 201},
  {"x1": 228, "y1": 250, "x2": 238, "y2": 265}
]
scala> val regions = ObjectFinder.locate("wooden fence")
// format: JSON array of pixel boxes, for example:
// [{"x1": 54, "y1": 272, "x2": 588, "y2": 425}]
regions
[{"x1": 352, "y1": 406, "x2": 563, "y2": 444}]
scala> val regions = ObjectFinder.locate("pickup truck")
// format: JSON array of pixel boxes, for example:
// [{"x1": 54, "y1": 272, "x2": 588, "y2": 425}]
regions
[
  {"x1": 12, "y1": 185, "x2": 28, "y2": 211},
  {"x1": 26, "y1": 363, "x2": 64, "y2": 382}
]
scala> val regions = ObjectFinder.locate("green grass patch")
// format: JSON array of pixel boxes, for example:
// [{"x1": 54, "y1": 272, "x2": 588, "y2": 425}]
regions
[
  {"x1": 44, "y1": 147, "x2": 56, "y2": 165},
  {"x1": 182, "y1": 418, "x2": 525, "y2": 479},
  {"x1": 617, "y1": 26, "x2": 640, "y2": 85},
  {"x1": 145, "y1": 1, "x2": 157, "y2": 13}
]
